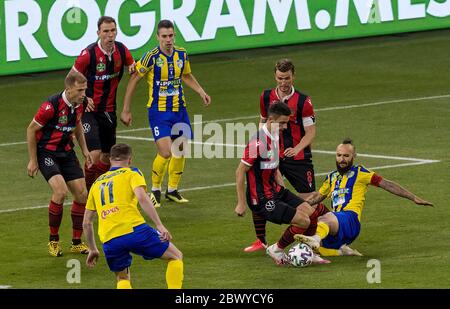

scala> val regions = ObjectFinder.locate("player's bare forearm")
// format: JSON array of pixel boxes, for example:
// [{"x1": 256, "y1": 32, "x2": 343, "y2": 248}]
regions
[
  {"x1": 285, "y1": 125, "x2": 315, "y2": 157},
  {"x1": 75, "y1": 123, "x2": 89, "y2": 154},
  {"x1": 135, "y1": 186, "x2": 163, "y2": 226},
  {"x1": 307, "y1": 191, "x2": 326, "y2": 206},
  {"x1": 235, "y1": 163, "x2": 248, "y2": 204},
  {"x1": 82, "y1": 210, "x2": 98, "y2": 252},
  {"x1": 235, "y1": 163, "x2": 249, "y2": 216},
  {"x1": 379, "y1": 179, "x2": 416, "y2": 201},
  {"x1": 122, "y1": 73, "x2": 141, "y2": 112},
  {"x1": 182, "y1": 73, "x2": 202, "y2": 94},
  {"x1": 26, "y1": 122, "x2": 39, "y2": 161},
  {"x1": 182, "y1": 73, "x2": 210, "y2": 105},
  {"x1": 378, "y1": 179, "x2": 433, "y2": 206},
  {"x1": 275, "y1": 169, "x2": 285, "y2": 187}
]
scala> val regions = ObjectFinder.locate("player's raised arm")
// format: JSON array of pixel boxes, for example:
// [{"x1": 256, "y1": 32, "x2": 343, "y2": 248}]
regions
[
  {"x1": 378, "y1": 178, "x2": 433, "y2": 207},
  {"x1": 121, "y1": 72, "x2": 143, "y2": 127}
]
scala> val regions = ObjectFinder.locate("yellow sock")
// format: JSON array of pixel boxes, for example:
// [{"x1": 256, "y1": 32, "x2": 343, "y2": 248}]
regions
[
  {"x1": 319, "y1": 247, "x2": 340, "y2": 257},
  {"x1": 166, "y1": 259, "x2": 184, "y2": 289},
  {"x1": 316, "y1": 221, "x2": 330, "y2": 240},
  {"x1": 117, "y1": 279, "x2": 132, "y2": 289},
  {"x1": 168, "y1": 156, "x2": 185, "y2": 190},
  {"x1": 152, "y1": 154, "x2": 170, "y2": 189}
]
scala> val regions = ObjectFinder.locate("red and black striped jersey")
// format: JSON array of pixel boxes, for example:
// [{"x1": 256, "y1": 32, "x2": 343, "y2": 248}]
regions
[
  {"x1": 260, "y1": 88, "x2": 315, "y2": 160},
  {"x1": 241, "y1": 125, "x2": 283, "y2": 206},
  {"x1": 33, "y1": 92, "x2": 83, "y2": 153},
  {"x1": 73, "y1": 41, "x2": 134, "y2": 112}
]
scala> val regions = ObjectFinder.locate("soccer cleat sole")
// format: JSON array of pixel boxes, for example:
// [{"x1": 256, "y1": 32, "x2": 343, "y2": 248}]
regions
[
  {"x1": 294, "y1": 234, "x2": 320, "y2": 252},
  {"x1": 165, "y1": 195, "x2": 189, "y2": 203}
]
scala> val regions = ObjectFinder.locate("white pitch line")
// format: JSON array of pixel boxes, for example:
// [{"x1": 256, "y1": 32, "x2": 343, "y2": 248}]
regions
[
  {"x1": 117, "y1": 135, "x2": 440, "y2": 164},
  {"x1": 0, "y1": 285, "x2": 12, "y2": 289},
  {"x1": 0, "y1": 141, "x2": 26, "y2": 147},
  {"x1": 0, "y1": 160, "x2": 438, "y2": 214},
  {"x1": 116, "y1": 93, "x2": 450, "y2": 134},
  {"x1": 3, "y1": 93, "x2": 449, "y2": 146}
]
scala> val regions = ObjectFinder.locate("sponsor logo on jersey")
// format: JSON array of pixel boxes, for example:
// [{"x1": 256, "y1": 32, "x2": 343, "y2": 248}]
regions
[
  {"x1": 96, "y1": 62, "x2": 106, "y2": 72},
  {"x1": 58, "y1": 115, "x2": 67, "y2": 124},
  {"x1": 156, "y1": 57, "x2": 164, "y2": 67},
  {"x1": 101, "y1": 206, "x2": 120, "y2": 219}
]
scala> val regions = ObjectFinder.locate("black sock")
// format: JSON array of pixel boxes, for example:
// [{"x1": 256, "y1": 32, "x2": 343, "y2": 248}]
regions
[{"x1": 72, "y1": 239, "x2": 81, "y2": 245}]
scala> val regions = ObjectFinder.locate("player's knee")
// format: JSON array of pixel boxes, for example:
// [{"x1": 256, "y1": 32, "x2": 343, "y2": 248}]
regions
[
  {"x1": 293, "y1": 209, "x2": 310, "y2": 228},
  {"x1": 75, "y1": 187, "x2": 88, "y2": 203},
  {"x1": 52, "y1": 188, "x2": 68, "y2": 203},
  {"x1": 159, "y1": 150, "x2": 172, "y2": 159}
]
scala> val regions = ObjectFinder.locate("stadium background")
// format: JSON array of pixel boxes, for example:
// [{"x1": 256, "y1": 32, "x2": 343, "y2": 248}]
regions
[{"x1": 0, "y1": 0, "x2": 449, "y2": 288}]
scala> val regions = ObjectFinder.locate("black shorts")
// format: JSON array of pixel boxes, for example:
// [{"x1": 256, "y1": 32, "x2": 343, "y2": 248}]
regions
[
  {"x1": 37, "y1": 150, "x2": 84, "y2": 182},
  {"x1": 250, "y1": 188, "x2": 305, "y2": 225},
  {"x1": 82, "y1": 111, "x2": 117, "y2": 153},
  {"x1": 279, "y1": 158, "x2": 316, "y2": 193}
]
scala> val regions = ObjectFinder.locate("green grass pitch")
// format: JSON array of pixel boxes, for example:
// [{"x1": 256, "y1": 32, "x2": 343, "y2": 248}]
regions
[{"x1": 0, "y1": 29, "x2": 449, "y2": 289}]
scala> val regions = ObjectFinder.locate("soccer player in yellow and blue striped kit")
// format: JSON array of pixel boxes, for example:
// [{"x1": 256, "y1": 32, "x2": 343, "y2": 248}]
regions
[
  {"x1": 83, "y1": 143, "x2": 183, "y2": 289},
  {"x1": 295, "y1": 138, "x2": 433, "y2": 257},
  {"x1": 121, "y1": 20, "x2": 211, "y2": 207}
]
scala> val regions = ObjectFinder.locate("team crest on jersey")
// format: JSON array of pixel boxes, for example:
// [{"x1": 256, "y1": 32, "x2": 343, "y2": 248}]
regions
[
  {"x1": 96, "y1": 62, "x2": 106, "y2": 72},
  {"x1": 44, "y1": 157, "x2": 54, "y2": 167},
  {"x1": 83, "y1": 123, "x2": 91, "y2": 133},
  {"x1": 58, "y1": 115, "x2": 68, "y2": 124},
  {"x1": 176, "y1": 59, "x2": 183, "y2": 68},
  {"x1": 265, "y1": 200, "x2": 275, "y2": 212},
  {"x1": 156, "y1": 57, "x2": 164, "y2": 67},
  {"x1": 139, "y1": 67, "x2": 146, "y2": 73},
  {"x1": 346, "y1": 171, "x2": 355, "y2": 178}
]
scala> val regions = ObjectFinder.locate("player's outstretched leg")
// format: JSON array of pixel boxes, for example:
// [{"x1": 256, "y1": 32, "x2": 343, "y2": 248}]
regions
[
  {"x1": 266, "y1": 243, "x2": 289, "y2": 265},
  {"x1": 294, "y1": 234, "x2": 320, "y2": 253},
  {"x1": 339, "y1": 245, "x2": 363, "y2": 256}
]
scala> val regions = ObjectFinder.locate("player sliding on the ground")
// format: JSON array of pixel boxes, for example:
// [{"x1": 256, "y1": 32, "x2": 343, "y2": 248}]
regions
[{"x1": 295, "y1": 138, "x2": 433, "y2": 257}]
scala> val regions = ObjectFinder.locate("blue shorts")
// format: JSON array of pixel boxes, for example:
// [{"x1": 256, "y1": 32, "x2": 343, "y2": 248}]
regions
[
  {"x1": 148, "y1": 108, "x2": 193, "y2": 141},
  {"x1": 322, "y1": 211, "x2": 361, "y2": 249},
  {"x1": 102, "y1": 224, "x2": 170, "y2": 272}
]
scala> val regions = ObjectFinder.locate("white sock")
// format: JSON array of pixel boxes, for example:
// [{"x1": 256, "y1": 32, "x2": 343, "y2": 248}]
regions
[
  {"x1": 152, "y1": 187, "x2": 161, "y2": 192},
  {"x1": 168, "y1": 187, "x2": 177, "y2": 193}
]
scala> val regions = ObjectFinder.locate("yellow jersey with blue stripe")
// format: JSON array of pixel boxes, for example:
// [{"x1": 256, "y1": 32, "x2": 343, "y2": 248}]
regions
[
  {"x1": 135, "y1": 46, "x2": 191, "y2": 112},
  {"x1": 319, "y1": 165, "x2": 377, "y2": 221},
  {"x1": 86, "y1": 167, "x2": 146, "y2": 243}
]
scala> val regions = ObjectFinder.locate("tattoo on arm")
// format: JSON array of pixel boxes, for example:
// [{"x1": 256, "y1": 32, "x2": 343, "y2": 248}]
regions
[{"x1": 307, "y1": 193, "x2": 327, "y2": 206}]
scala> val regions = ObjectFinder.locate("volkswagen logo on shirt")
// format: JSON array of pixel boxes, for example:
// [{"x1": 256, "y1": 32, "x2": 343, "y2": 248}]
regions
[
  {"x1": 265, "y1": 200, "x2": 275, "y2": 212},
  {"x1": 83, "y1": 123, "x2": 91, "y2": 133},
  {"x1": 44, "y1": 157, "x2": 54, "y2": 167}
]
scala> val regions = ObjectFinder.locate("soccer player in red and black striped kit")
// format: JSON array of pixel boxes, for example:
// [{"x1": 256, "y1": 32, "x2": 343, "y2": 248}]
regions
[
  {"x1": 71, "y1": 16, "x2": 135, "y2": 192},
  {"x1": 235, "y1": 102, "x2": 326, "y2": 265},
  {"x1": 27, "y1": 71, "x2": 93, "y2": 257},
  {"x1": 243, "y1": 59, "x2": 329, "y2": 254}
]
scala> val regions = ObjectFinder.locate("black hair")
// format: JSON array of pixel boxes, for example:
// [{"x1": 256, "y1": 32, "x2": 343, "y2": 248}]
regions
[
  {"x1": 157, "y1": 20, "x2": 174, "y2": 34},
  {"x1": 268, "y1": 101, "x2": 292, "y2": 117}
]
